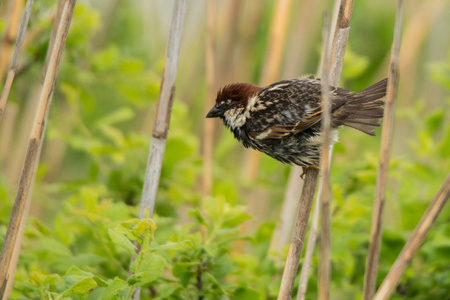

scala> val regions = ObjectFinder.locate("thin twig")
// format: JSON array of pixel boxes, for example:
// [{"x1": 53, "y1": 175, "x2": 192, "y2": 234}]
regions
[
  {"x1": 296, "y1": 180, "x2": 320, "y2": 300},
  {"x1": 0, "y1": 0, "x2": 77, "y2": 296},
  {"x1": 363, "y1": 0, "x2": 404, "y2": 298},
  {"x1": 0, "y1": 0, "x2": 34, "y2": 122},
  {"x1": 373, "y1": 173, "x2": 450, "y2": 300},
  {"x1": 138, "y1": 0, "x2": 188, "y2": 219},
  {"x1": 202, "y1": 0, "x2": 216, "y2": 196},
  {"x1": 277, "y1": 167, "x2": 320, "y2": 300},
  {"x1": 0, "y1": 0, "x2": 25, "y2": 83},
  {"x1": 133, "y1": 1, "x2": 188, "y2": 299},
  {"x1": 317, "y1": 12, "x2": 332, "y2": 300},
  {"x1": 295, "y1": 1, "x2": 354, "y2": 298}
]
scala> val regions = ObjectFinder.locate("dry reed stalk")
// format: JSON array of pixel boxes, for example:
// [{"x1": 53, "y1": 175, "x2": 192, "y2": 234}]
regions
[
  {"x1": 278, "y1": 1, "x2": 354, "y2": 298},
  {"x1": 296, "y1": 184, "x2": 320, "y2": 300},
  {"x1": 372, "y1": 173, "x2": 450, "y2": 300},
  {"x1": 317, "y1": 12, "x2": 332, "y2": 300},
  {"x1": 362, "y1": 0, "x2": 404, "y2": 298},
  {"x1": 317, "y1": 1, "x2": 354, "y2": 298},
  {"x1": 138, "y1": 0, "x2": 187, "y2": 219},
  {"x1": 0, "y1": 0, "x2": 25, "y2": 83},
  {"x1": 44, "y1": 0, "x2": 65, "y2": 75},
  {"x1": 269, "y1": 0, "x2": 323, "y2": 255},
  {"x1": 269, "y1": 167, "x2": 304, "y2": 253},
  {"x1": 0, "y1": 0, "x2": 34, "y2": 122},
  {"x1": 244, "y1": 0, "x2": 293, "y2": 179},
  {"x1": 133, "y1": 2, "x2": 187, "y2": 298},
  {"x1": 277, "y1": 167, "x2": 319, "y2": 300},
  {"x1": 0, "y1": 0, "x2": 77, "y2": 296},
  {"x1": 202, "y1": 0, "x2": 217, "y2": 196}
]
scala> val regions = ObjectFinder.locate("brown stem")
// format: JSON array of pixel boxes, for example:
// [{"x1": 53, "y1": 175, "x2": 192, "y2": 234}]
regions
[
  {"x1": 362, "y1": 0, "x2": 404, "y2": 298},
  {"x1": 277, "y1": 167, "x2": 319, "y2": 300},
  {"x1": 317, "y1": 12, "x2": 332, "y2": 300},
  {"x1": 133, "y1": 1, "x2": 188, "y2": 299},
  {"x1": 0, "y1": 0, "x2": 78, "y2": 297}
]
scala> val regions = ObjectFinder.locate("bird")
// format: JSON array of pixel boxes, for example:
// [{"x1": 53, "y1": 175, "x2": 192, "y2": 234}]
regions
[{"x1": 206, "y1": 76, "x2": 387, "y2": 172}]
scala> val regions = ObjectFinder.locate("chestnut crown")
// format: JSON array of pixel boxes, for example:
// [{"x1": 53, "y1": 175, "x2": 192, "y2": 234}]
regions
[{"x1": 206, "y1": 83, "x2": 261, "y2": 118}]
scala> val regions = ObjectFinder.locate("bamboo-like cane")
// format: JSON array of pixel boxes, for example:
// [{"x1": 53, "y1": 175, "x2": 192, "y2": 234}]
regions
[
  {"x1": 277, "y1": 167, "x2": 320, "y2": 300},
  {"x1": 0, "y1": 2, "x2": 64, "y2": 297},
  {"x1": 373, "y1": 173, "x2": 450, "y2": 300},
  {"x1": 278, "y1": 1, "x2": 354, "y2": 298},
  {"x1": 0, "y1": 0, "x2": 77, "y2": 296},
  {"x1": 318, "y1": 0, "x2": 354, "y2": 298},
  {"x1": 133, "y1": 1, "x2": 187, "y2": 299},
  {"x1": 317, "y1": 12, "x2": 332, "y2": 300},
  {"x1": 363, "y1": 1, "x2": 404, "y2": 299},
  {"x1": 138, "y1": 0, "x2": 188, "y2": 219},
  {"x1": 0, "y1": 0, "x2": 34, "y2": 122},
  {"x1": 202, "y1": 0, "x2": 217, "y2": 196},
  {"x1": 0, "y1": 0, "x2": 25, "y2": 83}
]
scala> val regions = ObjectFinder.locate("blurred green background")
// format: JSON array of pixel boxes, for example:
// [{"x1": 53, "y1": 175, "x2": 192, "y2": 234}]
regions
[{"x1": 0, "y1": 0, "x2": 449, "y2": 299}]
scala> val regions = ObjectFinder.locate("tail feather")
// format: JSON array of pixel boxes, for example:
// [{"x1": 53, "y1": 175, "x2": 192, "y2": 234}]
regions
[{"x1": 333, "y1": 78, "x2": 388, "y2": 136}]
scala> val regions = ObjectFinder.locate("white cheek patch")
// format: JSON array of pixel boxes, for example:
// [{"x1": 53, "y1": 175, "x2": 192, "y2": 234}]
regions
[{"x1": 225, "y1": 107, "x2": 247, "y2": 129}]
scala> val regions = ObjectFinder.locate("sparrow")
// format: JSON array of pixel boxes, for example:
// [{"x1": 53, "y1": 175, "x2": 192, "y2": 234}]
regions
[{"x1": 206, "y1": 76, "x2": 387, "y2": 169}]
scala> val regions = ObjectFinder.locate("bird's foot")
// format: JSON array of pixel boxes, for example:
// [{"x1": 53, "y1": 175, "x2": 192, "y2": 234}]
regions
[{"x1": 300, "y1": 165, "x2": 320, "y2": 180}]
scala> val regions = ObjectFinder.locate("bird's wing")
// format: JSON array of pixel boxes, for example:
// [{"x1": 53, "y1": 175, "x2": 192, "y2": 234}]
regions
[{"x1": 248, "y1": 78, "x2": 348, "y2": 141}]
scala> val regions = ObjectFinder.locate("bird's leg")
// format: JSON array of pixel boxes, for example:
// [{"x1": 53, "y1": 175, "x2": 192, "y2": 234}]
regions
[{"x1": 300, "y1": 165, "x2": 320, "y2": 180}]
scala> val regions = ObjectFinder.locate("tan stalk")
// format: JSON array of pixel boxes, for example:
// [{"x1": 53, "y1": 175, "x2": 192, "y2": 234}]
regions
[
  {"x1": 202, "y1": 0, "x2": 217, "y2": 196},
  {"x1": 269, "y1": 0, "x2": 323, "y2": 255},
  {"x1": 0, "y1": 3, "x2": 64, "y2": 296},
  {"x1": 278, "y1": 1, "x2": 354, "y2": 298},
  {"x1": 277, "y1": 167, "x2": 320, "y2": 300},
  {"x1": 317, "y1": 12, "x2": 332, "y2": 300},
  {"x1": 373, "y1": 173, "x2": 450, "y2": 300},
  {"x1": 132, "y1": 1, "x2": 188, "y2": 299},
  {"x1": 318, "y1": 1, "x2": 354, "y2": 298},
  {"x1": 0, "y1": 0, "x2": 34, "y2": 122},
  {"x1": 138, "y1": 0, "x2": 188, "y2": 218},
  {"x1": 0, "y1": 0, "x2": 77, "y2": 296},
  {"x1": 362, "y1": 0, "x2": 404, "y2": 298},
  {"x1": 244, "y1": 0, "x2": 293, "y2": 179},
  {"x1": 0, "y1": 0, "x2": 25, "y2": 83}
]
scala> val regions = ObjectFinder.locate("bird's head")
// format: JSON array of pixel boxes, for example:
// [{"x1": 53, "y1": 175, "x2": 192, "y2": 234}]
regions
[{"x1": 206, "y1": 83, "x2": 261, "y2": 128}]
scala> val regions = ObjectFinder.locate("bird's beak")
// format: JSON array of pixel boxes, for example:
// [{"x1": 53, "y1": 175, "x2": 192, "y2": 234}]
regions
[{"x1": 206, "y1": 106, "x2": 222, "y2": 118}]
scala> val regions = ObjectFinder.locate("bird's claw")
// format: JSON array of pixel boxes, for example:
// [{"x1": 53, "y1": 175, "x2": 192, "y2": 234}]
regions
[{"x1": 300, "y1": 166, "x2": 320, "y2": 180}]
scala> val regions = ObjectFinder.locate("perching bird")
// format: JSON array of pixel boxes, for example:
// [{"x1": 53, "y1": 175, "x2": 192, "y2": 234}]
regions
[{"x1": 206, "y1": 76, "x2": 387, "y2": 169}]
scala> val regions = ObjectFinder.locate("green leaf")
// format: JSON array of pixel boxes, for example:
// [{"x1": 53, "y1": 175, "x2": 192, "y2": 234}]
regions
[
  {"x1": 65, "y1": 265, "x2": 94, "y2": 279},
  {"x1": 188, "y1": 209, "x2": 207, "y2": 226},
  {"x1": 154, "y1": 240, "x2": 192, "y2": 251},
  {"x1": 61, "y1": 277, "x2": 98, "y2": 297},
  {"x1": 233, "y1": 286, "x2": 261, "y2": 300},
  {"x1": 136, "y1": 253, "x2": 165, "y2": 286},
  {"x1": 222, "y1": 213, "x2": 252, "y2": 228},
  {"x1": 99, "y1": 278, "x2": 129, "y2": 300},
  {"x1": 108, "y1": 229, "x2": 136, "y2": 256}
]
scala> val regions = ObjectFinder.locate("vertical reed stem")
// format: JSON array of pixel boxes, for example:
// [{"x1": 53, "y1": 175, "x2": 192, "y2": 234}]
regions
[
  {"x1": 363, "y1": 1, "x2": 404, "y2": 298},
  {"x1": 0, "y1": 1, "x2": 77, "y2": 297}
]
